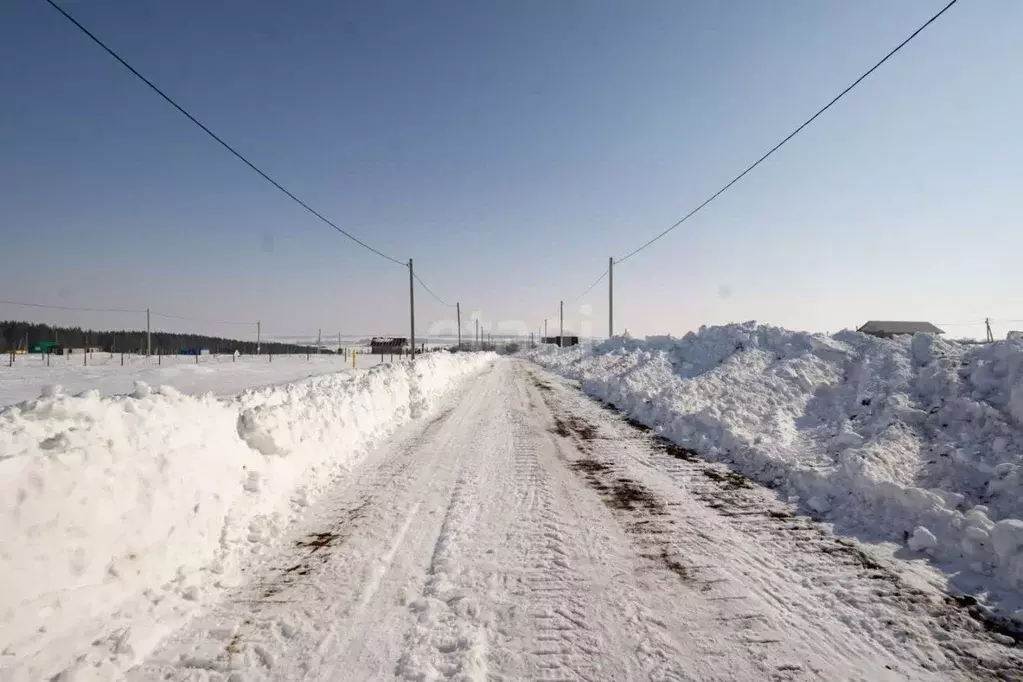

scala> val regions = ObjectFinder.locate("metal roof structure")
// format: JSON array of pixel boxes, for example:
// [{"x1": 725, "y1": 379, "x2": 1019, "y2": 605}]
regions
[{"x1": 856, "y1": 321, "x2": 944, "y2": 336}]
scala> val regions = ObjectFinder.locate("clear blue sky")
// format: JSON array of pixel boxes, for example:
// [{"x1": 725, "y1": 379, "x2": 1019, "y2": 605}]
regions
[{"x1": 2, "y1": 0, "x2": 1021, "y2": 341}]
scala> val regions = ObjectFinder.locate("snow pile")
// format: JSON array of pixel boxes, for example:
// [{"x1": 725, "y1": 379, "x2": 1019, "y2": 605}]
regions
[
  {"x1": 0, "y1": 352, "x2": 493, "y2": 681},
  {"x1": 525, "y1": 325, "x2": 1023, "y2": 605}
]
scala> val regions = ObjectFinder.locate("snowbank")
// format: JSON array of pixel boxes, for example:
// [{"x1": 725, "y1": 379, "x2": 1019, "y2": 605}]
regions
[
  {"x1": 0, "y1": 352, "x2": 493, "y2": 681},
  {"x1": 525, "y1": 325, "x2": 1023, "y2": 610}
]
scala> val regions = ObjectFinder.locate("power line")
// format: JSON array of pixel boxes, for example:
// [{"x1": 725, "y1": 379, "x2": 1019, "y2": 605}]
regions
[
  {"x1": 413, "y1": 272, "x2": 456, "y2": 308},
  {"x1": 0, "y1": 299, "x2": 144, "y2": 314},
  {"x1": 615, "y1": 0, "x2": 958, "y2": 265},
  {"x1": 575, "y1": 267, "x2": 608, "y2": 302},
  {"x1": 150, "y1": 310, "x2": 255, "y2": 326},
  {"x1": 43, "y1": 0, "x2": 406, "y2": 267}
]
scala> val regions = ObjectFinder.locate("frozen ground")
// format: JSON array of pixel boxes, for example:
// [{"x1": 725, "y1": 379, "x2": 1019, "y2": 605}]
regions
[
  {"x1": 525, "y1": 323, "x2": 1023, "y2": 625},
  {"x1": 4, "y1": 351, "x2": 1022, "y2": 681},
  {"x1": 127, "y1": 361, "x2": 1022, "y2": 680},
  {"x1": 0, "y1": 350, "x2": 409, "y2": 406}
]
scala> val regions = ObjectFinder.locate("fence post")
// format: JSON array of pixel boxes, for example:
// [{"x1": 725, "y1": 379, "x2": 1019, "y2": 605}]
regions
[{"x1": 121, "y1": 352, "x2": 124, "y2": 366}]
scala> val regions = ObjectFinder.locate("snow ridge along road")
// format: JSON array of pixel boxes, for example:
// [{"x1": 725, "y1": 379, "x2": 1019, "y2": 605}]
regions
[
  {"x1": 129, "y1": 359, "x2": 1022, "y2": 681},
  {"x1": 0, "y1": 352, "x2": 493, "y2": 680}
]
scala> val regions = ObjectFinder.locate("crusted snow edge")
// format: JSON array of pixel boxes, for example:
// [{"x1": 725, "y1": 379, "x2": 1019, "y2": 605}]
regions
[{"x1": 0, "y1": 352, "x2": 496, "y2": 680}]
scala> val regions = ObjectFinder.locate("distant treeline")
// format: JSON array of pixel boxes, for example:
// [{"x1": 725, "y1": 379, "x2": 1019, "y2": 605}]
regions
[{"x1": 0, "y1": 320, "x2": 322, "y2": 355}]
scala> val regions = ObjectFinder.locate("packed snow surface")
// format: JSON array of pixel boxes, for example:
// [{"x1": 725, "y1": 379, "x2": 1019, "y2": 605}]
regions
[
  {"x1": 525, "y1": 324, "x2": 1023, "y2": 615},
  {"x1": 5, "y1": 354, "x2": 1020, "y2": 680},
  {"x1": 0, "y1": 352, "x2": 493, "y2": 680},
  {"x1": 126, "y1": 360, "x2": 1021, "y2": 680}
]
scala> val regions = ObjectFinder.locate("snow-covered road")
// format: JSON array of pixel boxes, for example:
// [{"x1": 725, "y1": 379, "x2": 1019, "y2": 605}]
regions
[{"x1": 129, "y1": 360, "x2": 1022, "y2": 681}]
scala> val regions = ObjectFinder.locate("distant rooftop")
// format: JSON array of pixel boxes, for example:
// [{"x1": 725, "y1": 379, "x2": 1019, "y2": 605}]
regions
[{"x1": 857, "y1": 321, "x2": 944, "y2": 336}]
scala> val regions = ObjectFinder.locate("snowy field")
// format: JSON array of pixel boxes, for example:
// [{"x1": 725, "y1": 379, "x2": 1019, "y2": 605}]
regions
[
  {"x1": 0, "y1": 352, "x2": 494, "y2": 680},
  {"x1": 525, "y1": 323, "x2": 1023, "y2": 623},
  {"x1": 0, "y1": 349, "x2": 421, "y2": 406}
]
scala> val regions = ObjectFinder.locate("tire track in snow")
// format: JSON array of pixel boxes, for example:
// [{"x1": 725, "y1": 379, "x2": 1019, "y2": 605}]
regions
[
  {"x1": 395, "y1": 469, "x2": 491, "y2": 680},
  {"x1": 506, "y1": 415, "x2": 602, "y2": 682},
  {"x1": 643, "y1": 437, "x2": 1023, "y2": 681},
  {"x1": 529, "y1": 364, "x2": 1023, "y2": 681},
  {"x1": 126, "y1": 390, "x2": 475, "y2": 680},
  {"x1": 394, "y1": 363, "x2": 616, "y2": 681},
  {"x1": 535, "y1": 377, "x2": 810, "y2": 680},
  {"x1": 487, "y1": 364, "x2": 689, "y2": 681}
]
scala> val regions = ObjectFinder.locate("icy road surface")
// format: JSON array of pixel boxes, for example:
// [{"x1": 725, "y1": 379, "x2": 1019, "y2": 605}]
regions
[{"x1": 130, "y1": 360, "x2": 1022, "y2": 681}]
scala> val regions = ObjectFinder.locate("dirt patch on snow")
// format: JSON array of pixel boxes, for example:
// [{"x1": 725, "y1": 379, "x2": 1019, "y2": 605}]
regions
[{"x1": 533, "y1": 365, "x2": 1023, "y2": 676}]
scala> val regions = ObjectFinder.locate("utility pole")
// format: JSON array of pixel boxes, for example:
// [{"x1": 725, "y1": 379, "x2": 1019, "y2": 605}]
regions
[
  {"x1": 608, "y1": 256, "x2": 614, "y2": 339},
  {"x1": 544, "y1": 319, "x2": 548, "y2": 342},
  {"x1": 456, "y1": 302, "x2": 461, "y2": 350},
  {"x1": 559, "y1": 300, "x2": 564, "y2": 348},
  {"x1": 986, "y1": 318, "x2": 995, "y2": 343},
  {"x1": 317, "y1": 329, "x2": 322, "y2": 354},
  {"x1": 408, "y1": 258, "x2": 416, "y2": 360},
  {"x1": 146, "y1": 308, "x2": 151, "y2": 357},
  {"x1": 475, "y1": 319, "x2": 480, "y2": 349},
  {"x1": 338, "y1": 332, "x2": 342, "y2": 356},
  {"x1": 257, "y1": 321, "x2": 261, "y2": 355}
]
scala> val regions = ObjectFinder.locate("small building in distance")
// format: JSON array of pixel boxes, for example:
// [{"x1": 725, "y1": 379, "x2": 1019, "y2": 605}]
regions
[
  {"x1": 857, "y1": 321, "x2": 944, "y2": 339},
  {"x1": 541, "y1": 335, "x2": 580, "y2": 347},
  {"x1": 29, "y1": 341, "x2": 63, "y2": 355},
  {"x1": 370, "y1": 337, "x2": 409, "y2": 354}
]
